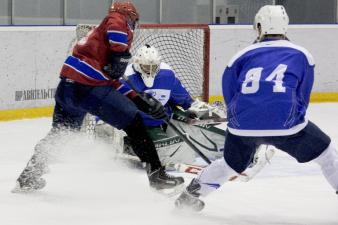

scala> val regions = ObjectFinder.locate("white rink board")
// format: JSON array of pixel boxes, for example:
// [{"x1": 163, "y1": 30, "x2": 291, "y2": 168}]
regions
[
  {"x1": 0, "y1": 26, "x2": 75, "y2": 110},
  {"x1": 209, "y1": 25, "x2": 338, "y2": 97},
  {"x1": 1, "y1": 25, "x2": 338, "y2": 111}
]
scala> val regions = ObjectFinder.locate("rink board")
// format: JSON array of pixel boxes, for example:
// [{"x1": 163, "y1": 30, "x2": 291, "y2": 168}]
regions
[{"x1": 1, "y1": 25, "x2": 338, "y2": 121}]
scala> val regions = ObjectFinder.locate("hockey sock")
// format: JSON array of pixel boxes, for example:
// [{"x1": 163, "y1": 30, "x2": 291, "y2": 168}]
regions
[
  {"x1": 123, "y1": 114, "x2": 162, "y2": 171},
  {"x1": 313, "y1": 144, "x2": 338, "y2": 191},
  {"x1": 196, "y1": 158, "x2": 237, "y2": 197}
]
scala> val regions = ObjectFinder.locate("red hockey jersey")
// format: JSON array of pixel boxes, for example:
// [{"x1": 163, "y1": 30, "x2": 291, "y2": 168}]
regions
[{"x1": 60, "y1": 11, "x2": 135, "y2": 97}]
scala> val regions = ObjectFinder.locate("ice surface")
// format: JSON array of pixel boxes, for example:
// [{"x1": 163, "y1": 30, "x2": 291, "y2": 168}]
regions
[{"x1": 0, "y1": 103, "x2": 338, "y2": 225}]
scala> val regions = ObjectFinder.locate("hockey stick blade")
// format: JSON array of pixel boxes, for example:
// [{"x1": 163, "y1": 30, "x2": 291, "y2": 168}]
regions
[{"x1": 172, "y1": 163, "x2": 204, "y2": 175}]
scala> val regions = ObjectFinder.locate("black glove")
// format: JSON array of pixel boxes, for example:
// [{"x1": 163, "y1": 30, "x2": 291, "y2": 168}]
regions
[
  {"x1": 103, "y1": 51, "x2": 131, "y2": 79},
  {"x1": 132, "y1": 93, "x2": 168, "y2": 120}
]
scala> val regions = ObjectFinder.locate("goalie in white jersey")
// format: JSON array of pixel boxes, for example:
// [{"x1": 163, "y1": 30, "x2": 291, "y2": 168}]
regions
[{"x1": 175, "y1": 5, "x2": 338, "y2": 211}]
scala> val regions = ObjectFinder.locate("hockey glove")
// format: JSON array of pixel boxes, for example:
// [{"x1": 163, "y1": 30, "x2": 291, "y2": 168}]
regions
[
  {"x1": 132, "y1": 93, "x2": 168, "y2": 120},
  {"x1": 186, "y1": 99, "x2": 210, "y2": 119},
  {"x1": 103, "y1": 51, "x2": 132, "y2": 80}
]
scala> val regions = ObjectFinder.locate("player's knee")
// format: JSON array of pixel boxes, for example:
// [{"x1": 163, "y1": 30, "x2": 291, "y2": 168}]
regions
[
  {"x1": 124, "y1": 113, "x2": 146, "y2": 137},
  {"x1": 224, "y1": 156, "x2": 249, "y2": 173},
  {"x1": 223, "y1": 147, "x2": 254, "y2": 173}
]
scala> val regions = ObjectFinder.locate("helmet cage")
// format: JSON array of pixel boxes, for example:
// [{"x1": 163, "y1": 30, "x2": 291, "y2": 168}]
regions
[
  {"x1": 133, "y1": 45, "x2": 161, "y2": 87},
  {"x1": 139, "y1": 64, "x2": 159, "y2": 87}
]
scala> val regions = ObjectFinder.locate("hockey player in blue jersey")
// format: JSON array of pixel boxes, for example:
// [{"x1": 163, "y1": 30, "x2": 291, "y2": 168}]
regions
[{"x1": 175, "y1": 5, "x2": 338, "y2": 211}]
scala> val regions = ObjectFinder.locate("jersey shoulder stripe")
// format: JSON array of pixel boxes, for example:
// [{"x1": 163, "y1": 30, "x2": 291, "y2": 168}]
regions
[
  {"x1": 64, "y1": 56, "x2": 109, "y2": 81},
  {"x1": 107, "y1": 30, "x2": 128, "y2": 46},
  {"x1": 228, "y1": 40, "x2": 315, "y2": 67}
]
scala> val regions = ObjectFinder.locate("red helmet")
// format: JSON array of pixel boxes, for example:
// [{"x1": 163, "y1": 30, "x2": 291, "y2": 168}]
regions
[{"x1": 110, "y1": 1, "x2": 139, "y2": 23}]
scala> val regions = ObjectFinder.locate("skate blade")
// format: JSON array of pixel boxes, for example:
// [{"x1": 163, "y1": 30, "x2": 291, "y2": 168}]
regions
[
  {"x1": 11, "y1": 182, "x2": 35, "y2": 193},
  {"x1": 11, "y1": 181, "x2": 44, "y2": 194},
  {"x1": 174, "y1": 200, "x2": 205, "y2": 212},
  {"x1": 152, "y1": 183, "x2": 185, "y2": 197}
]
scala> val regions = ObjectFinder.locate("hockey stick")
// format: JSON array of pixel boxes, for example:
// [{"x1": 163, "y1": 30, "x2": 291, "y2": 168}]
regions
[
  {"x1": 122, "y1": 75, "x2": 212, "y2": 165},
  {"x1": 168, "y1": 163, "x2": 205, "y2": 175}
]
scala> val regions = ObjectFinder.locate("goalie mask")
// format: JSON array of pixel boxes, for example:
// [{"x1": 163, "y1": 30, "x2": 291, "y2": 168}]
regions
[
  {"x1": 110, "y1": 1, "x2": 139, "y2": 30},
  {"x1": 133, "y1": 44, "x2": 161, "y2": 87},
  {"x1": 254, "y1": 5, "x2": 289, "y2": 39}
]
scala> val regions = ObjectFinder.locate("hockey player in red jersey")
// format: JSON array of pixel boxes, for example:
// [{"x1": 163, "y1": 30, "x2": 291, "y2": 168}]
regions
[
  {"x1": 13, "y1": 1, "x2": 184, "y2": 193},
  {"x1": 61, "y1": 1, "x2": 137, "y2": 87}
]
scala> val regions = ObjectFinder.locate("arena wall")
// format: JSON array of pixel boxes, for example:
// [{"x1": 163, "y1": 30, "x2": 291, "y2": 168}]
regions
[
  {"x1": 1, "y1": 25, "x2": 337, "y2": 121},
  {"x1": 0, "y1": 26, "x2": 74, "y2": 120},
  {"x1": 208, "y1": 24, "x2": 338, "y2": 103}
]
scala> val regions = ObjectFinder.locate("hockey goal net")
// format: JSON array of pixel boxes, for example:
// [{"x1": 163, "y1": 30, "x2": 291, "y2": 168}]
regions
[{"x1": 75, "y1": 24, "x2": 210, "y2": 101}]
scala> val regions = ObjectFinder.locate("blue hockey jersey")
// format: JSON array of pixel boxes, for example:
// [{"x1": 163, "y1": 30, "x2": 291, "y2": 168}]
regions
[
  {"x1": 222, "y1": 39, "x2": 315, "y2": 136},
  {"x1": 119, "y1": 62, "x2": 193, "y2": 126}
]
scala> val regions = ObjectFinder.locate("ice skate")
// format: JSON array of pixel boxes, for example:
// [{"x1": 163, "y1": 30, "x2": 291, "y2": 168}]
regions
[
  {"x1": 147, "y1": 164, "x2": 184, "y2": 196},
  {"x1": 12, "y1": 155, "x2": 48, "y2": 193},
  {"x1": 175, "y1": 178, "x2": 205, "y2": 212},
  {"x1": 12, "y1": 177, "x2": 46, "y2": 193}
]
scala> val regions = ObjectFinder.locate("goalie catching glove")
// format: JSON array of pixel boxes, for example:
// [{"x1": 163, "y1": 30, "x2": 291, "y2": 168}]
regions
[
  {"x1": 186, "y1": 99, "x2": 212, "y2": 119},
  {"x1": 132, "y1": 93, "x2": 168, "y2": 120}
]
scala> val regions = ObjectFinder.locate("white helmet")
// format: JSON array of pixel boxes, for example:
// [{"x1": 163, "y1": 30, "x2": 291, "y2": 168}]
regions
[
  {"x1": 133, "y1": 44, "x2": 161, "y2": 87},
  {"x1": 254, "y1": 5, "x2": 289, "y2": 39}
]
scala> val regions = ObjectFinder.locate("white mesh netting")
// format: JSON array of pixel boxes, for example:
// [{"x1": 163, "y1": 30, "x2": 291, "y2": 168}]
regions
[{"x1": 75, "y1": 24, "x2": 208, "y2": 98}]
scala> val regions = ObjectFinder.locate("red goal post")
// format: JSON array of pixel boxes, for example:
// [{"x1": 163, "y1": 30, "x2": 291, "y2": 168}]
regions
[{"x1": 76, "y1": 23, "x2": 210, "y2": 101}]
